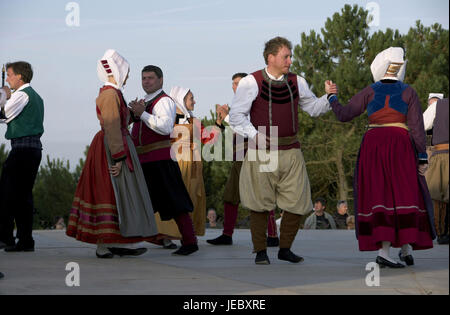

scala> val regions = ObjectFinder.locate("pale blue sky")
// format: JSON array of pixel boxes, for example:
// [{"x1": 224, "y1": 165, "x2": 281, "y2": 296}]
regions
[{"x1": 0, "y1": 0, "x2": 448, "y2": 168}]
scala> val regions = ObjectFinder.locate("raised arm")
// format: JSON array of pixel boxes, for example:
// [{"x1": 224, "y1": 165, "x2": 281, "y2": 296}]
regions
[
  {"x1": 140, "y1": 97, "x2": 176, "y2": 136},
  {"x1": 298, "y1": 76, "x2": 331, "y2": 117},
  {"x1": 328, "y1": 86, "x2": 374, "y2": 122}
]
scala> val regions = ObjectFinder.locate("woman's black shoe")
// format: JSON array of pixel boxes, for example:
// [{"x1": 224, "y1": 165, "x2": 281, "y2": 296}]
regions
[
  {"x1": 398, "y1": 251, "x2": 414, "y2": 266},
  {"x1": 108, "y1": 247, "x2": 147, "y2": 257},
  {"x1": 96, "y1": 251, "x2": 114, "y2": 259},
  {"x1": 376, "y1": 256, "x2": 405, "y2": 268},
  {"x1": 172, "y1": 244, "x2": 199, "y2": 256},
  {"x1": 255, "y1": 250, "x2": 270, "y2": 265}
]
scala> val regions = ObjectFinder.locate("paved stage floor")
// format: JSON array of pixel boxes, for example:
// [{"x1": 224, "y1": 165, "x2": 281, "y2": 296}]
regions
[{"x1": 0, "y1": 229, "x2": 448, "y2": 295}]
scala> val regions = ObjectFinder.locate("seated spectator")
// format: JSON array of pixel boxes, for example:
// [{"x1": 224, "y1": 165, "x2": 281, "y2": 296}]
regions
[
  {"x1": 346, "y1": 215, "x2": 355, "y2": 230},
  {"x1": 304, "y1": 198, "x2": 337, "y2": 230},
  {"x1": 206, "y1": 208, "x2": 222, "y2": 228},
  {"x1": 333, "y1": 200, "x2": 349, "y2": 229}
]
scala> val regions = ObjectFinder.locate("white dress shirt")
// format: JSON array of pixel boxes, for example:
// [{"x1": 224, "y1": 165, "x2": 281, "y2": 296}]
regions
[
  {"x1": 229, "y1": 68, "x2": 331, "y2": 139},
  {"x1": 0, "y1": 83, "x2": 30, "y2": 124},
  {"x1": 423, "y1": 101, "x2": 437, "y2": 131},
  {"x1": 139, "y1": 88, "x2": 176, "y2": 136}
]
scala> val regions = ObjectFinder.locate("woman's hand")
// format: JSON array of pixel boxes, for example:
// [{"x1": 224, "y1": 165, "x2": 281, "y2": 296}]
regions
[{"x1": 109, "y1": 161, "x2": 122, "y2": 177}]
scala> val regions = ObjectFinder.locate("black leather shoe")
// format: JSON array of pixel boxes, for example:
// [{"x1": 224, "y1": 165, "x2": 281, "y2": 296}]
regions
[
  {"x1": 255, "y1": 250, "x2": 270, "y2": 265},
  {"x1": 0, "y1": 240, "x2": 15, "y2": 250},
  {"x1": 267, "y1": 237, "x2": 280, "y2": 247},
  {"x1": 172, "y1": 244, "x2": 199, "y2": 256},
  {"x1": 437, "y1": 235, "x2": 449, "y2": 245},
  {"x1": 398, "y1": 251, "x2": 414, "y2": 266},
  {"x1": 96, "y1": 251, "x2": 114, "y2": 259},
  {"x1": 162, "y1": 240, "x2": 178, "y2": 249},
  {"x1": 0, "y1": 272, "x2": 4, "y2": 279},
  {"x1": 376, "y1": 256, "x2": 405, "y2": 268},
  {"x1": 278, "y1": 248, "x2": 304, "y2": 263},
  {"x1": 108, "y1": 247, "x2": 147, "y2": 257},
  {"x1": 206, "y1": 234, "x2": 233, "y2": 246},
  {"x1": 4, "y1": 240, "x2": 35, "y2": 252}
]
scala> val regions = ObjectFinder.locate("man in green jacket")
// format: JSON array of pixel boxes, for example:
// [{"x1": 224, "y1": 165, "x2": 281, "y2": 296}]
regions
[{"x1": 0, "y1": 61, "x2": 44, "y2": 252}]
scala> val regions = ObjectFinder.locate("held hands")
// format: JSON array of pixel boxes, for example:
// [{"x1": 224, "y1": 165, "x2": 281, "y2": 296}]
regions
[
  {"x1": 325, "y1": 80, "x2": 338, "y2": 95},
  {"x1": 109, "y1": 161, "x2": 122, "y2": 177},
  {"x1": 215, "y1": 104, "x2": 229, "y2": 124},
  {"x1": 129, "y1": 98, "x2": 146, "y2": 117},
  {"x1": 1, "y1": 86, "x2": 11, "y2": 100},
  {"x1": 418, "y1": 164, "x2": 428, "y2": 176}
]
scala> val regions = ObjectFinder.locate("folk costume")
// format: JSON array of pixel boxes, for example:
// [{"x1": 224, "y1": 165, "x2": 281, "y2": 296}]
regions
[
  {"x1": 229, "y1": 68, "x2": 331, "y2": 264},
  {"x1": 329, "y1": 47, "x2": 435, "y2": 267},
  {"x1": 66, "y1": 50, "x2": 158, "y2": 258},
  {"x1": 169, "y1": 86, "x2": 222, "y2": 236},
  {"x1": 424, "y1": 96, "x2": 449, "y2": 244},
  {"x1": 208, "y1": 113, "x2": 279, "y2": 247},
  {"x1": 0, "y1": 81, "x2": 43, "y2": 251},
  {"x1": 130, "y1": 84, "x2": 199, "y2": 256}
]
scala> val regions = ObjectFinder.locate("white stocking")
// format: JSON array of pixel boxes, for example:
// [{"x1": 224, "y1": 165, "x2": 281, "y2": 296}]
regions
[
  {"x1": 401, "y1": 244, "x2": 411, "y2": 257},
  {"x1": 378, "y1": 241, "x2": 396, "y2": 263}
]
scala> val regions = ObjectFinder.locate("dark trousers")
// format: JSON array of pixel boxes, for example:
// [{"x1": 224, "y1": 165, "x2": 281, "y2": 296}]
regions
[{"x1": 0, "y1": 147, "x2": 42, "y2": 244}]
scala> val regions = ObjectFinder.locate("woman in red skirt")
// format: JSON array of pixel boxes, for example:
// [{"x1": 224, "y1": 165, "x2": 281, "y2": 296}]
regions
[
  {"x1": 67, "y1": 50, "x2": 160, "y2": 258},
  {"x1": 328, "y1": 47, "x2": 436, "y2": 268}
]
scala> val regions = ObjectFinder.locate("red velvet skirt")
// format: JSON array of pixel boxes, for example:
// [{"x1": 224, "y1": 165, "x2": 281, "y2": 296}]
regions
[
  {"x1": 356, "y1": 127, "x2": 433, "y2": 251},
  {"x1": 66, "y1": 131, "x2": 159, "y2": 244}
]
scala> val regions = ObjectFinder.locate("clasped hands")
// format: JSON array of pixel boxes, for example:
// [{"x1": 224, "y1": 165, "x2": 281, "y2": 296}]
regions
[{"x1": 129, "y1": 98, "x2": 146, "y2": 117}]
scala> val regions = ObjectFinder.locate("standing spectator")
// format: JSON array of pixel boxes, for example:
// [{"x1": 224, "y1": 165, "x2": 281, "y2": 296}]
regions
[
  {"x1": 333, "y1": 200, "x2": 349, "y2": 229},
  {"x1": 304, "y1": 198, "x2": 337, "y2": 230},
  {"x1": 346, "y1": 215, "x2": 355, "y2": 230}
]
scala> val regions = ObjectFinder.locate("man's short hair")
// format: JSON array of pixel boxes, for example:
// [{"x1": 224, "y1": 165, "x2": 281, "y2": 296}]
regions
[
  {"x1": 142, "y1": 65, "x2": 163, "y2": 78},
  {"x1": 232, "y1": 73, "x2": 248, "y2": 80},
  {"x1": 337, "y1": 200, "x2": 347, "y2": 208},
  {"x1": 263, "y1": 37, "x2": 292, "y2": 65},
  {"x1": 314, "y1": 197, "x2": 327, "y2": 207},
  {"x1": 6, "y1": 61, "x2": 33, "y2": 83}
]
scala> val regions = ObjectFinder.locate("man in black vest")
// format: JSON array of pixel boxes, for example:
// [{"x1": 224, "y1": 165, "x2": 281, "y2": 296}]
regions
[
  {"x1": 0, "y1": 61, "x2": 44, "y2": 252},
  {"x1": 424, "y1": 97, "x2": 449, "y2": 244}
]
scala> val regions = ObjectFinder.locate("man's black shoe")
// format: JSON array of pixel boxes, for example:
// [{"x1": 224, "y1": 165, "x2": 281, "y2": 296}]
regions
[
  {"x1": 0, "y1": 240, "x2": 15, "y2": 250},
  {"x1": 255, "y1": 250, "x2": 270, "y2": 265},
  {"x1": 4, "y1": 240, "x2": 35, "y2": 252},
  {"x1": 0, "y1": 272, "x2": 4, "y2": 279},
  {"x1": 398, "y1": 251, "x2": 414, "y2": 266},
  {"x1": 376, "y1": 256, "x2": 405, "y2": 268},
  {"x1": 267, "y1": 237, "x2": 279, "y2": 247},
  {"x1": 108, "y1": 247, "x2": 147, "y2": 257},
  {"x1": 172, "y1": 244, "x2": 199, "y2": 256},
  {"x1": 206, "y1": 234, "x2": 233, "y2": 246},
  {"x1": 278, "y1": 248, "x2": 304, "y2": 263},
  {"x1": 437, "y1": 235, "x2": 449, "y2": 245}
]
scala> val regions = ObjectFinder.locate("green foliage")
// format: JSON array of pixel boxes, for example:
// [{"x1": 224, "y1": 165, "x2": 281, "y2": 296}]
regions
[{"x1": 33, "y1": 156, "x2": 78, "y2": 229}]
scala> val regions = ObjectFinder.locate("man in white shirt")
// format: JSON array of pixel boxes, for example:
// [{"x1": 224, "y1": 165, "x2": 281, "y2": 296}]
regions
[
  {"x1": 129, "y1": 65, "x2": 198, "y2": 256},
  {"x1": 229, "y1": 37, "x2": 337, "y2": 265},
  {"x1": 0, "y1": 61, "x2": 44, "y2": 252}
]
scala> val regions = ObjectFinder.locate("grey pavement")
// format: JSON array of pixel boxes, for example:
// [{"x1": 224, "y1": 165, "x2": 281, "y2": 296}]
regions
[{"x1": 0, "y1": 229, "x2": 448, "y2": 295}]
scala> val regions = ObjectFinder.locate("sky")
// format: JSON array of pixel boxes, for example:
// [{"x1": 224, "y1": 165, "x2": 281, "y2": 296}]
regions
[{"x1": 0, "y1": 0, "x2": 448, "y2": 169}]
